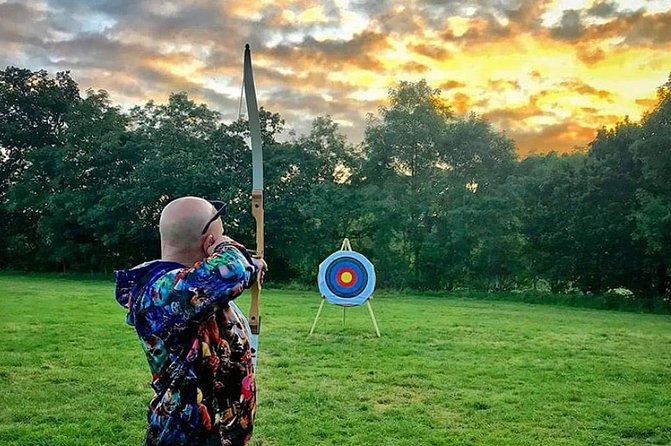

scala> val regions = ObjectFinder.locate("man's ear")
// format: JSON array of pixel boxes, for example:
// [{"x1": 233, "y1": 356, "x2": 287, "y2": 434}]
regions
[{"x1": 202, "y1": 234, "x2": 215, "y2": 255}]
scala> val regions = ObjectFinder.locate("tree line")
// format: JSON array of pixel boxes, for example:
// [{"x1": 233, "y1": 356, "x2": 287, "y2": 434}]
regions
[{"x1": 1, "y1": 67, "x2": 670, "y2": 301}]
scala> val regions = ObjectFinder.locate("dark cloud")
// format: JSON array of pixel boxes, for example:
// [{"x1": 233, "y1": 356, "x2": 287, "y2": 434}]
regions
[
  {"x1": 621, "y1": 11, "x2": 671, "y2": 44},
  {"x1": 46, "y1": 0, "x2": 138, "y2": 15},
  {"x1": 45, "y1": 0, "x2": 269, "y2": 51},
  {"x1": 262, "y1": 87, "x2": 378, "y2": 142},
  {"x1": 44, "y1": 33, "x2": 148, "y2": 69},
  {"x1": 370, "y1": 5, "x2": 424, "y2": 35},
  {"x1": 265, "y1": 89, "x2": 351, "y2": 117},
  {"x1": 0, "y1": 2, "x2": 47, "y2": 46},
  {"x1": 551, "y1": 9, "x2": 585, "y2": 40},
  {"x1": 587, "y1": 1, "x2": 618, "y2": 18},
  {"x1": 365, "y1": 0, "x2": 534, "y2": 42},
  {"x1": 414, "y1": 0, "x2": 465, "y2": 30},
  {"x1": 347, "y1": 0, "x2": 392, "y2": 17},
  {"x1": 37, "y1": 32, "x2": 238, "y2": 116},
  {"x1": 501, "y1": 0, "x2": 553, "y2": 31},
  {"x1": 112, "y1": 3, "x2": 242, "y2": 47},
  {"x1": 196, "y1": 90, "x2": 248, "y2": 121},
  {"x1": 441, "y1": 15, "x2": 511, "y2": 43},
  {"x1": 265, "y1": 31, "x2": 389, "y2": 71},
  {"x1": 549, "y1": 9, "x2": 671, "y2": 46},
  {"x1": 234, "y1": 64, "x2": 354, "y2": 119}
]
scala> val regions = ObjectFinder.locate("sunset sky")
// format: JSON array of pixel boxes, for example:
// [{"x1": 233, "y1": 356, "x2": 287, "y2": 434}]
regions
[{"x1": 1, "y1": 0, "x2": 670, "y2": 155}]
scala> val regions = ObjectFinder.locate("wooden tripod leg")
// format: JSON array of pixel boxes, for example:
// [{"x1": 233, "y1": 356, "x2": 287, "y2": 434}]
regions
[
  {"x1": 309, "y1": 298, "x2": 326, "y2": 336},
  {"x1": 366, "y1": 299, "x2": 381, "y2": 337}
]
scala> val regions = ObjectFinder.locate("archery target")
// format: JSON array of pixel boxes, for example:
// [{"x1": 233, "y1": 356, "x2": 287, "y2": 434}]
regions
[{"x1": 318, "y1": 250, "x2": 376, "y2": 306}]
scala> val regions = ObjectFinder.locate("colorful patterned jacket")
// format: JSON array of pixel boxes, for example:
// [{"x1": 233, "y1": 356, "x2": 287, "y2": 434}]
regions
[{"x1": 114, "y1": 240, "x2": 259, "y2": 446}]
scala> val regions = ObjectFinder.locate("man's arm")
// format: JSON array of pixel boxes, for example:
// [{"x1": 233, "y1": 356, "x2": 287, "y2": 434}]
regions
[{"x1": 152, "y1": 241, "x2": 261, "y2": 324}]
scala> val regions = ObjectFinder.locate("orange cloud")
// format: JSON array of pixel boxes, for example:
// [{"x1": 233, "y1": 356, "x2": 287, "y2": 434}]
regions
[
  {"x1": 559, "y1": 79, "x2": 614, "y2": 101},
  {"x1": 513, "y1": 121, "x2": 598, "y2": 155},
  {"x1": 440, "y1": 80, "x2": 466, "y2": 90},
  {"x1": 635, "y1": 98, "x2": 657, "y2": 108},
  {"x1": 482, "y1": 100, "x2": 544, "y2": 126},
  {"x1": 451, "y1": 92, "x2": 471, "y2": 115},
  {"x1": 400, "y1": 61, "x2": 428, "y2": 74},
  {"x1": 410, "y1": 43, "x2": 450, "y2": 60},
  {"x1": 488, "y1": 79, "x2": 522, "y2": 90},
  {"x1": 575, "y1": 44, "x2": 606, "y2": 65}
]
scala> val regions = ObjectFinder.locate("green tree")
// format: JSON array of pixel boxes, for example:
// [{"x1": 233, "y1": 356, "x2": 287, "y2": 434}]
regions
[
  {"x1": 516, "y1": 153, "x2": 584, "y2": 291},
  {"x1": 10, "y1": 90, "x2": 128, "y2": 271},
  {"x1": 0, "y1": 67, "x2": 80, "y2": 267},
  {"x1": 361, "y1": 81, "x2": 517, "y2": 289},
  {"x1": 571, "y1": 121, "x2": 647, "y2": 294},
  {"x1": 632, "y1": 74, "x2": 671, "y2": 296},
  {"x1": 106, "y1": 92, "x2": 251, "y2": 268},
  {"x1": 361, "y1": 80, "x2": 452, "y2": 287},
  {"x1": 261, "y1": 116, "x2": 361, "y2": 282},
  {"x1": 426, "y1": 116, "x2": 519, "y2": 289}
]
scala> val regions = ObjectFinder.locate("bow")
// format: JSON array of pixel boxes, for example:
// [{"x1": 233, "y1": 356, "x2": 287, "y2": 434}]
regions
[{"x1": 243, "y1": 43, "x2": 263, "y2": 369}]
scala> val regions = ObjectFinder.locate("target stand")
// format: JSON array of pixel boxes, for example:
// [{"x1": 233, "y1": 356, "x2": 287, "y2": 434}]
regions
[{"x1": 310, "y1": 238, "x2": 381, "y2": 337}]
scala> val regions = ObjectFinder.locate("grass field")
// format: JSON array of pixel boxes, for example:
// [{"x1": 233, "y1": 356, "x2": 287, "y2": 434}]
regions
[{"x1": 1, "y1": 274, "x2": 670, "y2": 445}]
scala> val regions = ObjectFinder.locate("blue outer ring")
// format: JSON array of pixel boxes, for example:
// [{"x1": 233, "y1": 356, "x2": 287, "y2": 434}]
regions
[
  {"x1": 318, "y1": 250, "x2": 376, "y2": 306},
  {"x1": 325, "y1": 257, "x2": 367, "y2": 298}
]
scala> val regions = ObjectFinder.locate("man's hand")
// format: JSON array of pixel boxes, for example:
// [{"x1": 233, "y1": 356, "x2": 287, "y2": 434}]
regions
[{"x1": 253, "y1": 258, "x2": 268, "y2": 285}]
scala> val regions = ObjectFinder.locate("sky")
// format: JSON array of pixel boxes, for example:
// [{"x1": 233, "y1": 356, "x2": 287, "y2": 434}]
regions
[{"x1": 1, "y1": 0, "x2": 670, "y2": 156}]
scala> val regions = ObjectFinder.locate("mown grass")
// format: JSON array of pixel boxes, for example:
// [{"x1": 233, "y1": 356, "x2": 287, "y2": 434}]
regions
[{"x1": 0, "y1": 274, "x2": 670, "y2": 445}]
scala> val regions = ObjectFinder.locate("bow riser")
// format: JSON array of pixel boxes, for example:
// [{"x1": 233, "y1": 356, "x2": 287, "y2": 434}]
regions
[{"x1": 249, "y1": 190, "x2": 263, "y2": 335}]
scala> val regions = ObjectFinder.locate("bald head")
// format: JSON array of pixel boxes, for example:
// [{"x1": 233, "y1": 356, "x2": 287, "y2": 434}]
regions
[{"x1": 159, "y1": 197, "x2": 223, "y2": 262}]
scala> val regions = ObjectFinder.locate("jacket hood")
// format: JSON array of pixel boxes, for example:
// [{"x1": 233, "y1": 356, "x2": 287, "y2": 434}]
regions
[{"x1": 114, "y1": 260, "x2": 184, "y2": 325}]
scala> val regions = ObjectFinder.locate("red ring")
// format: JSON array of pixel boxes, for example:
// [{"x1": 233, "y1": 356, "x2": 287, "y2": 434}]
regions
[{"x1": 335, "y1": 267, "x2": 357, "y2": 288}]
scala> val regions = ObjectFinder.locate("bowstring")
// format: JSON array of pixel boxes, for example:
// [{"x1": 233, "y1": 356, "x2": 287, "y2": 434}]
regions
[{"x1": 238, "y1": 74, "x2": 245, "y2": 121}]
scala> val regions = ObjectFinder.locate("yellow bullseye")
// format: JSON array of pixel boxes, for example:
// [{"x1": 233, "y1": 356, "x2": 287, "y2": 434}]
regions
[{"x1": 340, "y1": 271, "x2": 353, "y2": 284}]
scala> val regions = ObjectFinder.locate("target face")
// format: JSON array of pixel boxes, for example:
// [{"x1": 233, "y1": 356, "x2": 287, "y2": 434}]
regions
[{"x1": 318, "y1": 250, "x2": 376, "y2": 306}]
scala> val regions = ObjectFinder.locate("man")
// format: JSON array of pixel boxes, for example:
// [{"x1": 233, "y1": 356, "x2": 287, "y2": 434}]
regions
[{"x1": 115, "y1": 196, "x2": 266, "y2": 445}]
